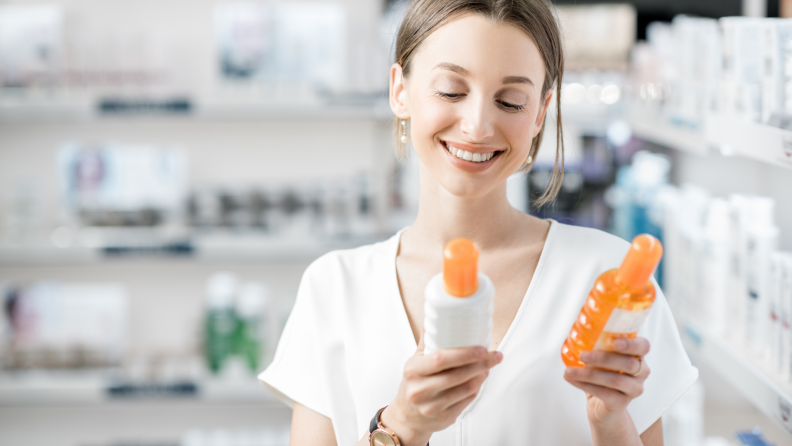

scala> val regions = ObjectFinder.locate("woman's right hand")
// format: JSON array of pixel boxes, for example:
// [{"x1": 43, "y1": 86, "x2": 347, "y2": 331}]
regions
[{"x1": 379, "y1": 335, "x2": 503, "y2": 446}]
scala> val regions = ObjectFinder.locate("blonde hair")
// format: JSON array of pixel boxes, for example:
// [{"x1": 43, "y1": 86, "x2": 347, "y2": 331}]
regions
[{"x1": 393, "y1": 0, "x2": 565, "y2": 207}]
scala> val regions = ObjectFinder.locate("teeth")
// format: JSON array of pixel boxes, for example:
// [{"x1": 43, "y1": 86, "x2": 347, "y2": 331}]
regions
[{"x1": 444, "y1": 142, "x2": 496, "y2": 163}]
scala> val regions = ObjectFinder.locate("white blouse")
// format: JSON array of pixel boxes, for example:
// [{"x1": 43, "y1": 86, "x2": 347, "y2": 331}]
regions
[{"x1": 259, "y1": 220, "x2": 698, "y2": 445}]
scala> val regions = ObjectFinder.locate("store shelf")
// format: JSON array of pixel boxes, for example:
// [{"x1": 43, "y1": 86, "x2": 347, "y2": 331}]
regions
[
  {"x1": 625, "y1": 112, "x2": 708, "y2": 156},
  {"x1": 0, "y1": 96, "x2": 392, "y2": 123},
  {"x1": 682, "y1": 324, "x2": 792, "y2": 436},
  {"x1": 0, "y1": 370, "x2": 277, "y2": 406},
  {"x1": 0, "y1": 233, "x2": 385, "y2": 266},
  {"x1": 705, "y1": 115, "x2": 792, "y2": 169}
]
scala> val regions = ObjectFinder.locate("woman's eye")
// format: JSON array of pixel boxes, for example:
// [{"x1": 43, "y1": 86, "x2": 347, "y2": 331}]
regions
[
  {"x1": 437, "y1": 91, "x2": 464, "y2": 99},
  {"x1": 497, "y1": 100, "x2": 525, "y2": 111}
]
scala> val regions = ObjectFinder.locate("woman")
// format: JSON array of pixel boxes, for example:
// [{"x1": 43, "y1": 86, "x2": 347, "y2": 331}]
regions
[{"x1": 260, "y1": 1, "x2": 697, "y2": 445}]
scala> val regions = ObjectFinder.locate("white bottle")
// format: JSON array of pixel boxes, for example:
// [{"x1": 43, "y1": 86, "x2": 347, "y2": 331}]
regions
[
  {"x1": 770, "y1": 253, "x2": 785, "y2": 372},
  {"x1": 424, "y1": 238, "x2": 494, "y2": 353},
  {"x1": 778, "y1": 254, "x2": 792, "y2": 381},
  {"x1": 728, "y1": 194, "x2": 753, "y2": 344},
  {"x1": 744, "y1": 197, "x2": 779, "y2": 355},
  {"x1": 702, "y1": 199, "x2": 730, "y2": 335}
]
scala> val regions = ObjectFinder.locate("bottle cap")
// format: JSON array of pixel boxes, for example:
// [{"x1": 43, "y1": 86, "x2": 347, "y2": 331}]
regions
[
  {"x1": 236, "y1": 282, "x2": 269, "y2": 318},
  {"x1": 443, "y1": 238, "x2": 479, "y2": 297},
  {"x1": 206, "y1": 272, "x2": 239, "y2": 309},
  {"x1": 616, "y1": 234, "x2": 664, "y2": 290}
]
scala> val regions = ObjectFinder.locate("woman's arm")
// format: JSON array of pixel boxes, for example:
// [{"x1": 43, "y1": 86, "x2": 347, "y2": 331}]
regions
[
  {"x1": 564, "y1": 337, "x2": 662, "y2": 446},
  {"x1": 289, "y1": 403, "x2": 387, "y2": 446},
  {"x1": 291, "y1": 403, "x2": 337, "y2": 446},
  {"x1": 290, "y1": 342, "x2": 502, "y2": 446}
]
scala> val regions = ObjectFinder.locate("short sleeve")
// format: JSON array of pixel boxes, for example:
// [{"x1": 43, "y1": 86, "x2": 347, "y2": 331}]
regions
[
  {"x1": 258, "y1": 259, "x2": 331, "y2": 418},
  {"x1": 627, "y1": 280, "x2": 699, "y2": 433}
]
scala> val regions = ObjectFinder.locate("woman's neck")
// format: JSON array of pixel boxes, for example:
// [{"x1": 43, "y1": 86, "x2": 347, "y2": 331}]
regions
[{"x1": 406, "y1": 163, "x2": 530, "y2": 254}]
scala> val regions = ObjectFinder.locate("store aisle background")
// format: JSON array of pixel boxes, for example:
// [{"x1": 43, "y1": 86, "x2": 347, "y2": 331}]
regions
[{"x1": 1, "y1": 0, "x2": 792, "y2": 445}]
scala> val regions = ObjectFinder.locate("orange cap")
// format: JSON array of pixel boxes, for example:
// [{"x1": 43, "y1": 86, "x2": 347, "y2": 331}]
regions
[
  {"x1": 616, "y1": 234, "x2": 664, "y2": 290},
  {"x1": 443, "y1": 238, "x2": 479, "y2": 297}
]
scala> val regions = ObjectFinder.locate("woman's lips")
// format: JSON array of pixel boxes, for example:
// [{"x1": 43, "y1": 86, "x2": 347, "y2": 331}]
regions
[{"x1": 441, "y1": 140, "x2": 503, "y2": 173}]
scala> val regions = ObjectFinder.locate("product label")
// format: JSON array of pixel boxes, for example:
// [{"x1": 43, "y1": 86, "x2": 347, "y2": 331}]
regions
[{"x1": 602, "y1": 308, "x2": 651, "y2": 334}]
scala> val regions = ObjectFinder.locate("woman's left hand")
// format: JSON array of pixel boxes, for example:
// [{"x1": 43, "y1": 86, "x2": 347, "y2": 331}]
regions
[{"x1": 563, "y1": 337, "x2": 651, "y2": 427}]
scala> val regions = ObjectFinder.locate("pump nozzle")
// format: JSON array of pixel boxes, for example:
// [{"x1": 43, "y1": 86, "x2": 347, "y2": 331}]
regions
[
  {"x1": 443, "y1": 238, "x2": 479, "y2": 297},
  {"x1": 616, "y1": 234, "x2": 664, "y2": 290}
]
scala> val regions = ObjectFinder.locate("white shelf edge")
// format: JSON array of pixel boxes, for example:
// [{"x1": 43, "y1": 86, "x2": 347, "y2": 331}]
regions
[
  {"x1": 704, "y1": 115, "x2": 792, "y2": 169},
  {"x1": 0, "y1": 373, "x2": 280, "y2": 407},
  {"x1": 0, "y1": 235, "x2": 386, "y2": 266},
  {"x1": 682, "y1": 324, "x2": 792, "y2": 436},
  {"x1": 626, "y1": 113, "x2": 708, "y2": 156},
  {"x1": 0, "y1": 100, "x2": 392, "y2": 124}
]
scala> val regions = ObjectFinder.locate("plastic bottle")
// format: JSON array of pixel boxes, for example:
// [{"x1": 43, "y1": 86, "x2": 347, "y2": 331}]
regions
[
  {"x1": 423, "y1": 238, "x2": 494, "y2": 352},
  {"x1": 728, "y1": 194, "x2": 753, "y2": 344},
  {"x1": 561, "y1": 234, "x2": 664, "y2": 367},
  {"x1": 205, "y1": 272, "x2": 239, "y2": 374},
  {"x1": 744, "y1": 197, "x2": 779, "y2": 354},
  {"x1": 701, "y1": 199, "x2": 730, "y2": 335},
  {"x1": 235, "y1": 282, "x2": 268, "y2": 372}
]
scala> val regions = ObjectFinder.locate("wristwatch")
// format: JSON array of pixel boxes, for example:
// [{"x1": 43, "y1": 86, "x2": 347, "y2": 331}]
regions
[
  {"x1": 369, "y1": 406, "x2": 400, "y2": 446},
  {"x1": 369, "y1": 406, "x2": 429, "y2": 446}
]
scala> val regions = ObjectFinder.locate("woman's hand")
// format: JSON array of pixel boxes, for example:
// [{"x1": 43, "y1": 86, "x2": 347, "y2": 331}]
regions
[
  {"x1": 380, "y1": 336, "x2": 503, "y2": 446},
  {"x1": 563, "y1": 337, "x2": 651, "y2": 427}
]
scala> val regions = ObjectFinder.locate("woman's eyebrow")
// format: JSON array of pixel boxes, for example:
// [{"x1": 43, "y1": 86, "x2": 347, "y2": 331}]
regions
[
  {"x1": 433, "y1": 62, "x2": 533, "y2": 86},
  {"x1": 502, "y1": 75, "x2": 533, "y2": 86},
  {"x1": 433, "y1": 62, "x2": 470, "y2": 76}
]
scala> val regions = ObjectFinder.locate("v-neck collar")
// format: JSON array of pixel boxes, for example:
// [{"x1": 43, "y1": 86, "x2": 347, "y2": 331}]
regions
[{"x1": 388, "y1": 220, "x2": 558, "y2": 354}]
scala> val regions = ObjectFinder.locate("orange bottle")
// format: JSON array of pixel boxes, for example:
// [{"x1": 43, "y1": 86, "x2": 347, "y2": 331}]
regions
[{"x1": 561, "y1": 234, "x2": 664, "y2": 367}]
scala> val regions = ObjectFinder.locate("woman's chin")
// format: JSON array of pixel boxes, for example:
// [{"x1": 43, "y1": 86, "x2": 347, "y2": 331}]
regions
[{"x1": 436, "y1": 175, "x2": 498, "y2": 200}]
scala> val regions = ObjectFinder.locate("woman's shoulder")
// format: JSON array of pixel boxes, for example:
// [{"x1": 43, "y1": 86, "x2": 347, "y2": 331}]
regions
[
  {"x1": 302, "y1": 232, "x2": 400, "y2": 285},
  {"x1": 548, "y1": 221, "x2": 632, "y2": 268}
]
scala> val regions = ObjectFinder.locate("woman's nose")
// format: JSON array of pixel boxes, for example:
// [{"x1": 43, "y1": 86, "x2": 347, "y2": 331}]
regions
[{"x1": 459, "y1": 96, "x2": 495, "y2": 142}]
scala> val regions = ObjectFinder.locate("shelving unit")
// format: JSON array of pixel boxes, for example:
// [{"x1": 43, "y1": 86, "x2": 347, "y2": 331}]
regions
[
  {"x1": 682, "y1": 324, "x2": 792, "y2": 436},
  {"x1": 705, "y1": 115, "x2": 792, "y2": 169},
  {"x1": 0, "y1": 233, "x2": 385, "y2": 266},
  {"x1": 625, "y1": 107, "x2": 792, "y2": 171},
  {"x1": 625, "y1": 111, "x2": 708, "y2": 156},
  {"x1": 0, "y1": 370, "x2": 278, "y2": 406},
  {"x1": 0, "y1": 97, "x2": 392, "y2": 123}
]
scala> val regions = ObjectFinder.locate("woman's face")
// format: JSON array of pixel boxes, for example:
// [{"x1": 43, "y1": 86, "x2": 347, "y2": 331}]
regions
[{"x1": 391, "y1": 14, "x2": 551, "y2": 199}]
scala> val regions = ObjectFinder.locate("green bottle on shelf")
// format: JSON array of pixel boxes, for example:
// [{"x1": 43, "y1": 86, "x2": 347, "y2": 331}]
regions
[
  {"x1": 205, "y1": 273, "x2": 239, "y2": 374},
  {"x1": 234, "y1": 282, "x2": 268, "y2": 372}
]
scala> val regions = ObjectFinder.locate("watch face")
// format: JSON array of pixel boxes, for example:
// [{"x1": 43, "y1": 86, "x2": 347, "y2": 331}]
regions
[{"x1": 371, "y1": 430, "x2": 397, "y2": 446}]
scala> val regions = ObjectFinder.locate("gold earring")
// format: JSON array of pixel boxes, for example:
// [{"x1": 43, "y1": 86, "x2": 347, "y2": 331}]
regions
[
  {"x1": 524, "y1": 154, "x2": 533, "y2": 165},
  {"x1": 400, "y1": 119, "x2": 410, "y2": 144}
]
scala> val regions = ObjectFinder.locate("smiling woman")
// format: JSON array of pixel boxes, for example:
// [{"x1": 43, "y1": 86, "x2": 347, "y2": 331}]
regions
[
  {"x1": 392, "y1": 0, "x2": 565, "y2": 207},
  {"x1": 259, "y1": 1, "x2": 697, "y2": 446}
]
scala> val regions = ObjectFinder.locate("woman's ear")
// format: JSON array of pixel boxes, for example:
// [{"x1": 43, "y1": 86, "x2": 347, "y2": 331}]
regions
[
  {"x1": 390, "y1": 63, "x2": 409, "y2": 119},
  {"x1": 532, "y1": 89, "x2": 554, "y2": 137}
]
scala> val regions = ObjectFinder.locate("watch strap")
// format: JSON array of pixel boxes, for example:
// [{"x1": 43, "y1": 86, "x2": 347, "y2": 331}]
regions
[
  {"x1": 370, "y1": 406, "x2": 387, "y2": 434},
  {"x1": 369, "y1": 406, "x2": 429, "y2": 446}
]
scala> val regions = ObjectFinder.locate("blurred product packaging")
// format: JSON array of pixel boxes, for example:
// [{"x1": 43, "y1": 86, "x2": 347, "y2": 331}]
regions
[
  {"x1": 215, "y1": 2, "x2": 346, "y2": 97},
  {"x1": 58, "y1": 143, "x2": 188, "y2": 228},
  {"x1": 2, "y1": 282, "x2": 127, "y2": 369},
  {"x1": 0, "y1": 4, "x2": 63, "y2": 89},
  {"x1": 204, "y1": 273, "x2": 268, "y2": 375}
]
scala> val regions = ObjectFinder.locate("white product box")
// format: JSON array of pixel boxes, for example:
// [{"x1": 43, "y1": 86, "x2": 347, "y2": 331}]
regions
[
  {"x1": 762, "y1": 19, "x2": 792, "y2": 122},
  {"x1": 720, "y1": 17, "x2": 765, "y2": 121}
]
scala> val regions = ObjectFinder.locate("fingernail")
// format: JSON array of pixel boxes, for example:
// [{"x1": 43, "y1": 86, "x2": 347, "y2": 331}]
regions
[
  {"x1": 614, "y1": 339, "x2": 627, "y2": 351},
  {"x1": 494, "y1": 351, "x2": 503, "y2": 362},
  {"x1": 580, "y1": 351, "x2": 592, "y2": 362},
  {"x1": 476, "y1": 347, "x2": 486, "y2": 357},
  {"x1": 565, "y1": 367, "x2": 579, "y2": 377}
]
